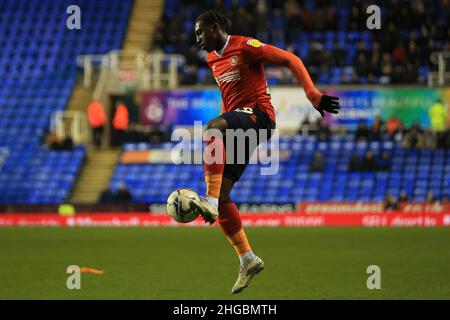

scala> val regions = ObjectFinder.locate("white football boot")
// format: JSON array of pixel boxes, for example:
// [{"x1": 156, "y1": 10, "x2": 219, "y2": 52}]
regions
[
  {"x1": 191, "y1": 196, "x2": 219, "y2": 224},
  {"x1": 231, "y1": 256, "x2": 265, "y2": 294}
]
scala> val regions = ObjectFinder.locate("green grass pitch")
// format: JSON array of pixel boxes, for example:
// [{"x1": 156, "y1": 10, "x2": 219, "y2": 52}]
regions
[{"x1": 0, "y1": 227, "x2": 449, "y2": 299}]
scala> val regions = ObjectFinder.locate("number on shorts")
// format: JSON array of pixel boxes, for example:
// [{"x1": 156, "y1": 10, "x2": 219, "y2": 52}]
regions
[{"x1": 236, "y1": 107, "x2": 254, "y2": 114}]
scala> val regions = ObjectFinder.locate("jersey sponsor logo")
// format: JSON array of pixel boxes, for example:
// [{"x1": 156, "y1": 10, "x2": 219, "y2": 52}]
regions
[
  {"x1": 215, "y1": 69, "x2": 241, "y2": 84},
  {"x1": 246, "y1": 39, "x2": 263, "y2": 48},
  {"x1": 231, "y1": 55, "x2": 239, "y2": 65}
]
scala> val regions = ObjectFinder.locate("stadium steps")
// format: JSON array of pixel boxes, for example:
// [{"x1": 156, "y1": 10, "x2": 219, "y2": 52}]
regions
[
  {"x1": 66, "y1": 85, "x2": 95, "y2": 113},
  {"x1": 122, "y1": 0, "x2": 163, "y2": 52},
  {"x1": 69, "y1": 147, "x2": 120, "y2": 203}
]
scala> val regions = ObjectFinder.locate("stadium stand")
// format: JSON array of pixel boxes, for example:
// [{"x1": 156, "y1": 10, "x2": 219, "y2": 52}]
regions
[
  {"x1": 1, "y1": 0, "x2": 448, "y2": 207},
  {"x1": 152, "y1": 0, "x2": 449, "y2": 85},
  {"x1": 103, "y1": 0, "x2": 450, "y2": 207},
  {"x1": 0, "y1": 0, "x2": 132, "y2": 204}
]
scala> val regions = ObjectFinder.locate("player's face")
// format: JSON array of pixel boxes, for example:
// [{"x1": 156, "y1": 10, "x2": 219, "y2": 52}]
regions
[{"x1": 195, "y1": 21, "x2": 215, "y2": 52}]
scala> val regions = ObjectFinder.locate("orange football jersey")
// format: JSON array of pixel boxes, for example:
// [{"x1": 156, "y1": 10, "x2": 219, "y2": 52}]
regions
[{"x1": 206, "y1": 35, "x2": 276, "y2": 123}]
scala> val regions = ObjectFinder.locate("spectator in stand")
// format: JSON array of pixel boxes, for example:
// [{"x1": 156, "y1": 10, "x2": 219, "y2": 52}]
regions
[
  {"x1": 379, "y1": 53, "x2": 393, "y2": 84},
  {"x1": 377, "y1": 151, "x2": 391, "y2": 171},
  {"x1": 349, "y1": 71, "x2": 360, "y2": 85},
  {"x1": 349, "y1": 3, "x2": 364, "y2": 31},
  {"x1": 426, "y1": 191, "x2": 437, "y2": 203},
  {"x1": 98, "y1": 183, "x2": 132, "y2": 204},
  {"x1": 356, "y1": 40, "x2": 370, "y2": 59},
  {"x1": 348, "y1": 153, "x2": 361, "y2": 172},
  {"x1": 395, "y1": 122, "x2": 406, "y2": 142},
  {"x1": 443, "y1": 129, "x2": 450, "y2": 149},
  {"x1": 402, "y1": 63, "x2": 419, "y2": 84},
  {"x1": 392, "y1": 42, "x2": 407, "y2": 63},
  {"x1": 45, "y1": 128, "x2": 74, "y2": 151},
  {"x1": 361, "y1": 150, "x2": 377, "y2": 172},
  {"x1": 150, "y1": 30, "x2": 165, "y2": 53},
  {"x1": 300, "y1": 2, "x2": 313, "y2": 30},
  {"x1": 269, "y1": 8, "x2": 285, "y2": 43},
  {"x1": 232, "y1": 7, "x2": 252, "y2": 35},
  {"x1": 421, "y1": 128, "x2": 436, "y2": 149},
  {"x1": 61, "y1": 135, "x2": 74, "y2": 151},
  {"x1": 151, "y1": 0, "x2": 449, "y2": 85},
  {"x1": 403, "y1": 121, "x2": 423, "y2": 149},
  {"x1": 381, "y1": 22, "x2": 401, "y2": 53},
  {"x1": 309, "y1": 41, "x2": 331, "y2": 69},
  {"x1": 367, "y1": 73, "x2": 377, "y2": 84},
  {"x1": 309, "y1": 151, "x2": 325, "y2": 173},
  {"x1": 324, "y1": 4, "x2": 337, "y2": 30},
  {"x1": 368, "y1": 52, "x2": 381, "y2": 78},
  {"x1": 398, "y1": 191, "x2": 409, "y2": 204},
  {"x1": 167, "y1": 13, "x2": 184, "y2": 42},
  {"x1": 99, "y1": 187, "x2": 115, "y2": 204},
  {"x1": 332, "y1": 42, "x2": 347, "y2": 67},
  {"x1": 181, "y1": 45, "x2": 204, "y2": 85},
  {"x1": 407, "y1": 40, "x2": 420, "y2": 67},
  {"x1": 113, "y1": 101, "x2": 130, "y2": 146},
  {"x1": 355, "y1": 53, "x2": 370, "y2": 78},
  {"x1": 87, "y1": 100, "x2": 107, "y2": 149},
  {"x1": 256, "y1": 0, "x2": 268, "y2": 38},
  {"x1": 355, "y1": 121, "x2": 370, "y2": 142},
  {"x1": 429, "y1": 99, "x2": 448, "y2": 148},
  {"x1": 315, "y1": 119, "x2": 331, "y2": 142},
  {"x1": 391, "y1": 64, "x2": 406, "y2": 84},
  {"x1": 384, "y1": 193, "x2": 400, "y2": 211},
  {"x1": 369, "y1": 114, "x2": 384, "y2": 141},
  {"x1": 311, "y1": 5, "x2": 326, "y2": 31},
  {"x1": 115, "y1": 182, "x2": 133, "y2": 203},
  {"x1": 46, "y1": 132, "x2": 63, "y2": 151},
  {"x1": 386, "y1": 116, "x2": 403, "y2": 140}
]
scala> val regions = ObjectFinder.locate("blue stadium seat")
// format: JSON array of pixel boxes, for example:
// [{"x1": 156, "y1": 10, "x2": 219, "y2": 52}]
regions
[{"x1": 0, "y1": 1, "x2": 131, "y2": 204}]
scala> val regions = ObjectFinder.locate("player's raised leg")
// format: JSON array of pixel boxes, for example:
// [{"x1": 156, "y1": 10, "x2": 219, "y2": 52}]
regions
[
  {"x1": 218, "y1": 177, "x2": 264, "y2": 294},
  {"x1": 191, "y1": 117, "x2": 228, "y2": 224}
]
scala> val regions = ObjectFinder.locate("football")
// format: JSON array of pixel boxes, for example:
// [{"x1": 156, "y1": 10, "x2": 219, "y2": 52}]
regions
[{"x1": 166, "y1": 188, "x2": 201, "y2": 223}]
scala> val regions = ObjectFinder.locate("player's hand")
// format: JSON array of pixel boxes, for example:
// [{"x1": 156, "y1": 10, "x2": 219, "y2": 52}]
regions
[{"x1": 315, "y1": 95, "x2": 340, "y2": 117}]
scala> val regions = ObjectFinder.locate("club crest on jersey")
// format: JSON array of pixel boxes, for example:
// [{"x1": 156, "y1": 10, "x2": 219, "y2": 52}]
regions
[
  {"x1": 246, "y1": 39, "x2": 263, "y2": 48},
  {"x1": 231, "y1": 55, "x2": 238, "y2": 65}
]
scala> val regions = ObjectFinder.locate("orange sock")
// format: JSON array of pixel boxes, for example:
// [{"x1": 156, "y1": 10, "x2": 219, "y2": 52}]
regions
[
  {"x1": 205, "y1": 174, "x2": 222, "y2": 198},
  {"x1": 204, "y1": 130, "x2": 225, "y2": 198},
  {"x1": 227, "y1": 228, "x2": 252, "y2": 256}
]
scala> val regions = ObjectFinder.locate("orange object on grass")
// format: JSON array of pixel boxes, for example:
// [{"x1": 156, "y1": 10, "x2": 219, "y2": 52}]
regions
[{"x1": 80, "y1": 267, "x2": 105, "y2": 274}]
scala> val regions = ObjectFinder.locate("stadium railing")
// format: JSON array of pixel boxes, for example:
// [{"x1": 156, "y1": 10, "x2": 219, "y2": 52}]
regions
[
  {"x1": 429, "y1": 51, "x2": 450, "y2": 86},
  {"x1": 50, "y1": 111, "x2": 89, "y2": 144},
  {"x1": 77, "y1": 50, "x2": 185, "y2": 97}
]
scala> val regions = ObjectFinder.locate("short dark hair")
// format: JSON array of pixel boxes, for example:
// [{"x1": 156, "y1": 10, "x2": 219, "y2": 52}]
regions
[{"x1": 195, "y1": 10, "x2": 230, "y2": 32}]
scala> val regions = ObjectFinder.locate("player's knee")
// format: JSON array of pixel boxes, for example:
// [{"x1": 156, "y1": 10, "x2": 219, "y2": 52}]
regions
[
  {"x1": 219, "y1": 194, "x2": 231, "y2": 204},
  {"x1": 219, "y1": 188, "x2": 232, "y2": 203},
  {"x1": 206, "y1": 118, "x2": 227, "y2": 134}
]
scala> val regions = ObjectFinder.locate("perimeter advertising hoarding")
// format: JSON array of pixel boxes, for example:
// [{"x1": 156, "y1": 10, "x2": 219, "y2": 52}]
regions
[
  {"x1": 0, "y1": 212, "x2": 448, "y2": 227},
  {"x1": 140, "y1": 88, "x2": 450, "y2": 129},
  {"x1": 140, "y1": 90, "x2": 221, "y2": 126}
]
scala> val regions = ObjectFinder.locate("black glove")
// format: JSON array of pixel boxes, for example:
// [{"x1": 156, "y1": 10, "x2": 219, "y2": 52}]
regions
[{"x1": 315, "y1": 95, "x2": 340, "y2": 117}]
